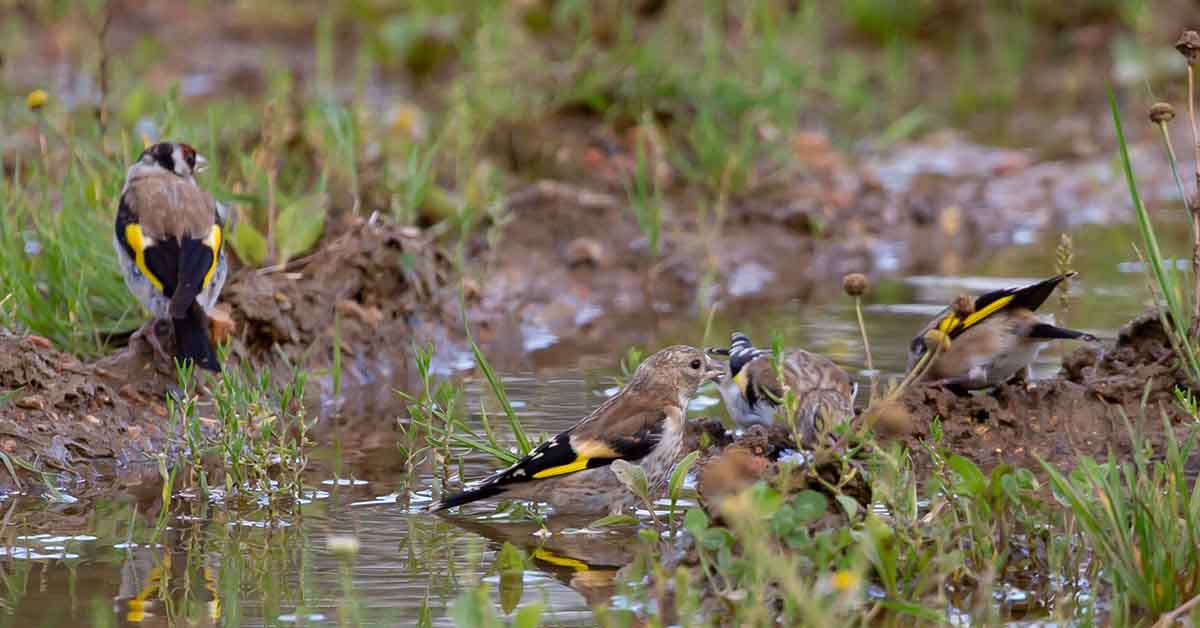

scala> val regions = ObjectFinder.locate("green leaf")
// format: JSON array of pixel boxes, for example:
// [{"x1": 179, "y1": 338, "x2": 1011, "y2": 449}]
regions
[
  {"x1": 947, "y1": 454, "x2": 987, "y2": 496},
  {"x1": 451, "y1": 584, "x2": 491, "y2": 627},
  {"x1": 668, "y1": 450, "x2": 700, "y2": 501},
  {"x1": 791, "y1": 490, "x2": 828, "y2": 524},
  {"x1": 835, "y1": 494, "x2": 860, "y2": 520},
  {"x1": 589, "y1": 514, "x2": 640, "y2": 528},
  {"x1": 684, "y1": 508, "x2": 709, "y2": 535},
  {"x1": 499, "y1": 570, "x2": 523, "y2": 614},
  {"x1": 495, "y1": 542, "x2": 525, "y2": 574},
  {"x1": 701, "y1": 527, "x2": 735, "y2": 550},
  {"x1": 512, "y1": 603, "x2": 545, "y2": 628},
  {"x1": 610, "y1": 459, "x2": 649, "y2": 499},
  {"x1": 989, "y1": 463, "x2": 1014, "y2": 502},
  {"x1": 749, "y1": 482, "x2": 784, "y2": 518},
  {"x1": 0, "y1": 451, "x2": 21, "y2": 489},
  {"x1": 229, "y1": 219, "x2": 267, "y2": 267},
  {"x1": 275, "y1": 193, "x2": 327, "y2": 263},
  {"x1": 878, "y1": 599, "x2": 947, "y2": 623}
]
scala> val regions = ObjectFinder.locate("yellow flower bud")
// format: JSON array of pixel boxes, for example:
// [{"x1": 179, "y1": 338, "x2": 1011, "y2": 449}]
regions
[{"x1": 26, "y1": 89, "x2": 48, "y2": 111}]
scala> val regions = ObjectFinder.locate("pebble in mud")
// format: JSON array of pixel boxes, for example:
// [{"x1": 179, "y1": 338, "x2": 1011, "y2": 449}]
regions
[{"x1": 564, "y1": 237, "x2": 609, "y2": 268}]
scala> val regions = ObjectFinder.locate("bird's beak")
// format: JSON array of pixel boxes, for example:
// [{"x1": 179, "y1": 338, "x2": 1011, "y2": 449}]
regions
[
  {"x1": 703, "y1": 354, "x2": 725, "y2": 383},
  {"x1": 194, "y1": 153, "x2": 208, "y2": 173},
  {"x1": 705, "y1": 346, "x2": 729, "y2": 357}
]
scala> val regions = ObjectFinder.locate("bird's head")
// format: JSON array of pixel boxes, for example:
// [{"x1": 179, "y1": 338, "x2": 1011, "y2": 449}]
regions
[
  {"x1": 139, "y1": 141, "x2": 207, "y2": 179},
  {"x1": 704, "y1": 331, "x2": 763, "y2": 379},
  {"x1": 631, "y1": 345, "x2": 724, "y2": 402}
]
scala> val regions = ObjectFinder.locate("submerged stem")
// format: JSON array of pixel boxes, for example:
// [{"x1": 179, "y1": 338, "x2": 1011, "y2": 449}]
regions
[
  {"x1": 853, "y1": 296, "x2": 877, "y2": 402},
  {"x1": 1189, "y1": 65, "x2": 1200, "y2": 338}
]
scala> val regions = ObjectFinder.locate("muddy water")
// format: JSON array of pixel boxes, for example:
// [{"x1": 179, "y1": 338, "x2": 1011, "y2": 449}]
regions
[{"x1": 0, "y1": 222, "x2": 1179, "y2": 626}]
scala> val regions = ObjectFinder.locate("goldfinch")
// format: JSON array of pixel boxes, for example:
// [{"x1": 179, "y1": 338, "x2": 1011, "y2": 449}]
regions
[
  {"x1": 707, "y1": 332, "x2": 856, "y2": 442},
  {"x1": 428, "y1": 345, "x2": 724, "y2": 515},
  {"x1": 906, "y1": 272, "x2": 1098, "y2": 391},
  {"x1": 113, "y1": 142, "x2": 227, "y2": 372}
]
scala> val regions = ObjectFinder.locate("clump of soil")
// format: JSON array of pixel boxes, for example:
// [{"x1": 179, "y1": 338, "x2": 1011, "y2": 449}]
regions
[
  {"x1": 0, "y1": 332, "x2": 173, "y2": 480},
  {"x1": 895, "y1": 310, "x2": 1196, "y2": 472},
  {"x1": 222, "y1": 216, "x2": 452, "y2": 381},
  {"x1": 0, "y1": 218, "x2": 454, "y2": 487}
]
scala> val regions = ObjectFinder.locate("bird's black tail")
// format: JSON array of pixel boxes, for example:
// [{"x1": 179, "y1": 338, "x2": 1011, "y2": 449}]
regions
[
  {"x1": 1009, "y1": 272, "x2": 1077, "y2": 312},
  {"x1": 174, "y1": 301, "x2": 220, "y2": 372},
  {"x1": 1028, "y1": 322, "x2": 1097, "y2": 342},
  {"x1": 428, "y1": 482, "x2": 508, "y2": 512},
  {"x1": 169, "y1": 236, "x2": 215, "y2": 319}
]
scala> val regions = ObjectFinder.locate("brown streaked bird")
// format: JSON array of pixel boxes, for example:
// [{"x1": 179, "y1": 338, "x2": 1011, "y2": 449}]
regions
[
  {"x1": 905, "y1": 272, "x2": 1098, "y2": 392},
  {"x1": 707, "y1": 332, "x2": 856, "y2": 443},
  {"x1": 114, "y1": 141, "x2": 227, "y2": 372},
  {"x1": 428, "y1": 345, "x2": 724, "y2": 515}
]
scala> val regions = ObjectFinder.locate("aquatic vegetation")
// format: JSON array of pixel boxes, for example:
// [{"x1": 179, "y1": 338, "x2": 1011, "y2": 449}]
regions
[
  {"x1": 1041, "y1": 411, "x2": 1200, "y2": 623},
  {"x1": 170, "y1": 359, "x2": 313, "y2": 507},
  {"x1": 4, "y1": 3, "x2": 1200, "y2": 627}
]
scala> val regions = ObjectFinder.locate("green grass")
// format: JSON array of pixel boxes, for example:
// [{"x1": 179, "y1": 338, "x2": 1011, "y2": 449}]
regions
[
  {"x1": 1041, "y1": 412, "x2": 1200, "y2": 623},
  {"x1": 0, "y1": 0, "x2": 1161, "y2": 357}
]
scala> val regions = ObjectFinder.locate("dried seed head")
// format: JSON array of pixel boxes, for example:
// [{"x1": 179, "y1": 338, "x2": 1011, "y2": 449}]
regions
[
  {"x1": 863, "y1": 399, "x2": 913, "y2": 436},
  {"x1": 951, "y1": 294, "x2": 976, "y2": 318},
  {"x1": 842, "y1": 273, "x2": 869, "y2": 297},
  {"x1": 1176, "y1": 30, "x2": 1200, "y2": 65},
  {"x1": 1150, "y1": 102, "x2": 1176, "y2": 124},
  {"x1": 26, "y1": 89, "x2": 47, "y2": 111}
]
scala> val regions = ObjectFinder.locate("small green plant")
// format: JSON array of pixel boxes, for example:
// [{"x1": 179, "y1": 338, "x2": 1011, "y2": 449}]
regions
[
  {"x1": 1040, "y1": 412, "x2": 1200, "y2": 621},
  {"x1": 1111, "y1": 80, "x2": 1200, "y2": 385},
  {"x1": 171, "y1": 360, "x2": 312, "y2": 507},
  {"x1": 452, "y1": 581, "x2": 544, "y2": 628},
  {"x1": 626, "y1": 114, "x2": 664, "y2": 259}
]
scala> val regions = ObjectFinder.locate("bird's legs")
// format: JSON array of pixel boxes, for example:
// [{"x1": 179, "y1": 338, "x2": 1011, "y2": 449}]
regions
[{"x1": 132, "y1": 318, "x2": 173, "y2": 365}]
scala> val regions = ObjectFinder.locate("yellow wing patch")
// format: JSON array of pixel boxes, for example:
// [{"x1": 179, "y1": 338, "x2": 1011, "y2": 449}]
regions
[
  {"x1": 529, "y1": 438, "x2": 618, "y2": 479},
  {"x1": 533, "y1": 548, "x2": 590, "y2": 571},
  {"x1": 961, "y1": 294, "x2": 1013, "y2": 329},
  {"x1": 532, "y1": 457, "x2": 590, "y2": 479},
  {"x1": 202, "y1": 224, "x2": 222, "y2": 289},
  {"x1": 734, "y1": 369, "x2": 750, "y2": 395},
  {"x1": 936, "y1": 294, "x2": 1015, "y2": 337},
  {"x1": 124, "y1": 223, "x2": 164, "y2": 292}
]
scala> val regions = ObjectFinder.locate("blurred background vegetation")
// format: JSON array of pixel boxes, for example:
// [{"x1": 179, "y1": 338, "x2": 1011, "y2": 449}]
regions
[{"x1": 0, "y1": 0, "x2": 1184, "y2": 356}]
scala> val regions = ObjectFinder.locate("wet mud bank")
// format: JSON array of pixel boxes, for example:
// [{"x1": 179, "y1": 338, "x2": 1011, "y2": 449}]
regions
[
  {"x1": 893, "y1": 310, "x2": 1198, "y2": 473},
  {"x1": 0, "y1": 130, "x2": 1188, "y2": 488}
]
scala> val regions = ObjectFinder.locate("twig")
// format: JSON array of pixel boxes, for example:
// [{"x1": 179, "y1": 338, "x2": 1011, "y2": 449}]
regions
[
  {"x1": 1175, "y1": 31, "x2": 1200, "y2": 338},
  {"x1": 96, "y1": 1, "x2": 112, "y2": 139},
  {"x1": 1188, "y1": 63, "x2": 1200, "y2": 339},
  {"x1": 853, "y1": 295, "x2": 876, "y2": 400},
  {"x1": 1154, "y1": 591, "x2": 1200, "y2": 627}
]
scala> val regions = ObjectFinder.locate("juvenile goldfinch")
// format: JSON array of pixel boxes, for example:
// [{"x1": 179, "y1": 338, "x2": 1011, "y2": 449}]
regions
[
  {"x1": 707, "y1": 332, "x2": 856, "y2": 442},
  {"x1": 428, "y1": 345, "x2": 724, "y2": 515},
  {"x1": 906, "y1": 272, "x2": 1098, "y2": 391},
  {"x1": 113, "y1": 142, "x2": 227, "y2": 372}
]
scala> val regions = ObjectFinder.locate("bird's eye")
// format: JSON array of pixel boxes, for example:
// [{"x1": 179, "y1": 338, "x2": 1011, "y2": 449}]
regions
[{"x1": 690, "y1": 359, "x2": 702, "y2": 370}]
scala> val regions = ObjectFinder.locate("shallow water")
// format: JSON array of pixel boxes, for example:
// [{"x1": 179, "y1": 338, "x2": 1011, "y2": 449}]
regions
[{"x1": 0, "y1": 222, "x2": 1177, "y2": 626}]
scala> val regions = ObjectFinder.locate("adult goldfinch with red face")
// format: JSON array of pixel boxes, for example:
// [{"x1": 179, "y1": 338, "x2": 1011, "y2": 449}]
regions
[
  {"x1": 113, "y1": 142, "x2": 227, "y2": 372},
  {"x1": 707, "y1": 332, "x2": 856, "y2": 443},
  {"x1": 906, "y1": 273, "x2": 1098, "y2": 392},
  {"x1": 429, "y1": 345, "x2": 724, "y2": 515}
]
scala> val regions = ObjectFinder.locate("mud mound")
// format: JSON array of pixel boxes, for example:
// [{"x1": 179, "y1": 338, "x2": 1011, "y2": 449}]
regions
[
  {"x1": 0, "y1": 218, "x2": 454, "y2": 487},
  {"x1": 222, "y1": 217, "x2": 450, "y2": 382},
  {"x1": 0, "y1": 333, "x2": 173, "y2": 480},
  {"x1": 896, "y1": 310, "x2": 1196, "y2": 472}
]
